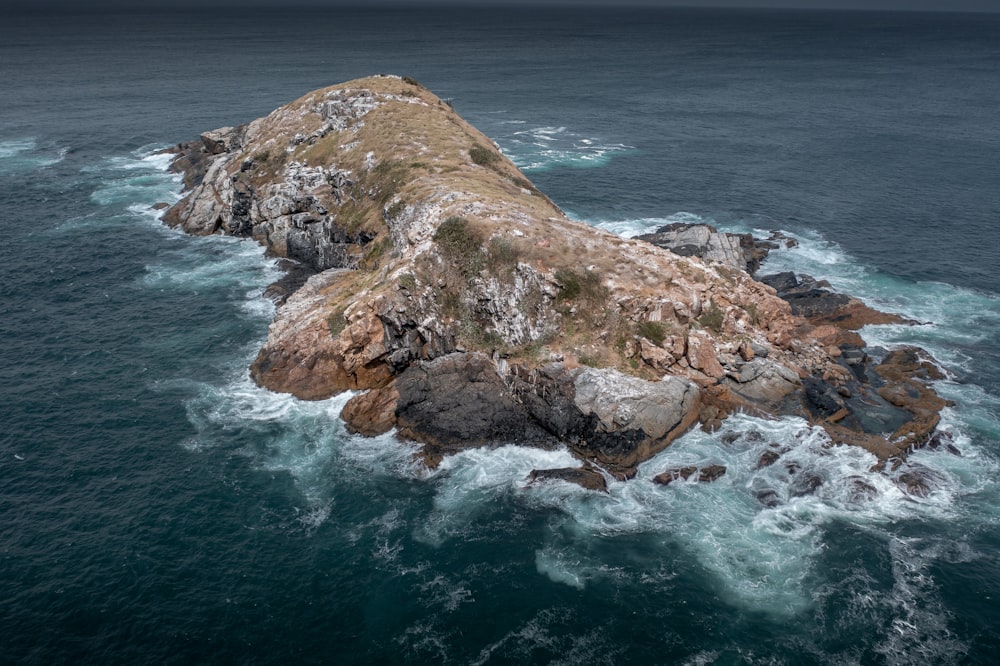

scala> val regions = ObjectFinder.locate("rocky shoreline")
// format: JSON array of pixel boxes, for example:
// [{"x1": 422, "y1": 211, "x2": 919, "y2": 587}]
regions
[{"x1": 161, "y1": 75, "x2": 953, "y2": 492}]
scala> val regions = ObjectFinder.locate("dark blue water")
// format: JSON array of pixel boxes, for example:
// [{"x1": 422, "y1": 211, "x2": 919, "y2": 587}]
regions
[{"x1": 2, "y1": 8, "x2": 999, "y2": 664}]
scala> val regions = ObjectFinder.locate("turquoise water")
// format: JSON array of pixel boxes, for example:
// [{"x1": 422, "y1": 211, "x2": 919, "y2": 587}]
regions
[{"x1": 2, "y1": 7, "x2": 999, "y2": 663}]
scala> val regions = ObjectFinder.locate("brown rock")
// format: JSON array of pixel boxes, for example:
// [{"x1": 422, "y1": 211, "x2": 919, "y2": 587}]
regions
[
  {"x1": 638, "y1": 337, "x2": 676, "y2": 373},
  {"x1": 698, "y1": 464, "x2": 727, "y2": 482},
  {"x1": 341, "y1": 384, "x2": 400, "y2": 436},
  {"x1": 653, "y1": 465, "x2": 697, "y2": 485},
  {"x1": 653, "y1": 464, "x2": 726, "y2": 485},
  {"x1": 528, "y1": 465, "x2": 608, "y2": 492},
  {"x1": 757, "y1": 449, "x2": 782, "y2": 469},
  {"x1": 686, "y1": 331, "x2": 725, "y2": 379}
]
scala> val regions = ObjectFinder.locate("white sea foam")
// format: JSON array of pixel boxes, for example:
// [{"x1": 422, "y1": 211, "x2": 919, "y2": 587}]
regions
[
  {"x1": 141, "y1": 234, "x2": 280, "y2": 295},
  {"x1": 88, "y1": 148, "x2": 181, "y2": 208},
  {"x1": 872, "y1": 537, "x2": 971, "y2": 663},
  {"x1": 494, "y1": 124, "x2": 634, "y2": 172},
  {"x1": 0, "y1": 137, "x2": 66, "y2": 170},
  {"x1": 592, "y1": 211, "x2": 709, "y2": 238},
  {"x1": 0, "y1": 138, "x2": 37, "y2": 158},
  {"x1": 402, "y1": 411, "x2": 995, "y2": 617}
]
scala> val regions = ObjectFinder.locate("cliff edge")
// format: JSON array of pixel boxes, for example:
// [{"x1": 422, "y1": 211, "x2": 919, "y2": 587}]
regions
[{"x1": 163, "y1": 75, "x2": 948, "y2": 482}]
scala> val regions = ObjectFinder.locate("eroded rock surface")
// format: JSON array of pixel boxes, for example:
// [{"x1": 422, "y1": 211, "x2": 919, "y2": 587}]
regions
[{"x1": 162, "y1": 75, "x2": 951, "y2": 484}]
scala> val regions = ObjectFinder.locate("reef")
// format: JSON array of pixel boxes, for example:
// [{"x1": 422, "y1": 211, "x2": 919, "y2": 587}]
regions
[{"x1": 162, "y1": 75, "x2": 949, "y2": 487}]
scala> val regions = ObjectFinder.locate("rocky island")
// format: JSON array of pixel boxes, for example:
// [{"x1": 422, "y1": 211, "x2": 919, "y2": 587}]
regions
[{"x1": 163, "y1": 75, "x2": 951, "y2": 490}]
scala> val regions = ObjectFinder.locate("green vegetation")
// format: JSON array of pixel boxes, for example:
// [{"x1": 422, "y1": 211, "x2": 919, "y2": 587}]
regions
[
  {"x1": 361, "y1": 235, "x2": 393, "y2": 269},
  {"x1": 636, "y1": 320, "x2": 667, "y2": 346},
  {"x1": 327, "y1": 311, "x2": 347, "y2": 338},
  {"x1": 469, "y1": 143, "x2": 500, "y2": 167},
  {"x1": 555, "y1": 268, "x2": 606, "y2": 304},
  {"x1": 698, "y1": 300, "x2": 725, "y2": 333},
  {"x1": 370, "y1": 160, "x2": 411, "y2": 205},
  {"x1": 433, "y1": 216, "x2": 484, "y2": 277},
  {"x1": 485, "y1": 237, "x2": 519, "y2": 275},
  {"x1": 398, "y1": 272, "x2": 417, "y2": 291},
  {"x1": 385, "y1": 200, "x2": 406, "y2": 221}
]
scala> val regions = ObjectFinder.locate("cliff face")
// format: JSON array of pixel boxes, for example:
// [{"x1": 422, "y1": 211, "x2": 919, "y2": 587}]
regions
[{"x1": 164, "y1": 75, "x2": 947, "y2": 481}]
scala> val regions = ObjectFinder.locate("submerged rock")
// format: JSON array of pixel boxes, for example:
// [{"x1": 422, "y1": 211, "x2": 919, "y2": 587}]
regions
[
  {"x1": 653, "y1": 464, "x2": 727, "y2": 486},
  {"x1": 528, "y1": 465, "x2": 608, "y2": 492}
]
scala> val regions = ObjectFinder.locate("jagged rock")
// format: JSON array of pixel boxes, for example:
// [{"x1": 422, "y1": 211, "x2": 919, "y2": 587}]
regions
[
  {"x1": 159, "y1": 75, "x2": 952, "y2": 477},
  {"x1": 638, "y1": 337, "x2": 676, "y2": 372},
  {"x1": 201, "y1": 126, "x2": 241, "y2": 154},
  {"x1": 724, "y1": 358, "x2": 801, "y2": 408},
  {"x1": 341, "y1": 384, "x2": 400, "y2": 437},
  {"x1": 635, "y1": 223, "x2": 771, "y2": 273},
  {"x1": 262, "y1": 259, "x2": 317, "y2": 306},
  {"x1": 757, "y1": 448, "x2": 783, "y2": 469},
  {"x1": 895, "y1": 467, "x2": 935, "y2": 497},
  {"x1": 686, "y1": 331, "x2": 725, "y2": 380},
  {"x1": 394, "y1": 352, "x2": 556, "y2": 465},
  {"x1": 571, "y1": 368, "x2": 701, "y2": 474},
  {"x1": 756, "y1": 489, "x2": 781, "y2": 507},
  {"x1": 653, "y1": 466, "x2": 697, "y2": 485},
  {"x1": 790, "y1": 471, "x2": 824, "y2": 497},
  {"x1": 758, "y1": 271, "x2": 908, "y2": 330},
  {"x1": 845, "y1": 476, "x2": 879, "y2": 502},
  {"x1": 528, "y1": 465, "x2": 608, "y2": 492},
  {"x1": 653, "y1": 464, "x2": 727, "y2": 486}
]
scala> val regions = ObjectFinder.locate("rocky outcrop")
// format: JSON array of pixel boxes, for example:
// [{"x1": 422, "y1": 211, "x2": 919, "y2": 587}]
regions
[
  {"x1": 161, "y1": 75, "x2": 951, "y2": 484},
  {"x1": 392, "y1": 352, "x2": 557, "y2": 466},
  {"x1": 758, "y1": 271, "x2": 909, "y2": 331},
  {"x1": 635, "y1": 223, "x2": 790, "y2": 274}
]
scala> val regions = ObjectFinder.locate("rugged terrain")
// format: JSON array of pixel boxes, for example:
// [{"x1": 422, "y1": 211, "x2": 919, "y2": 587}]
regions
[{"x1": 163, "y1": 75, "x2": 950, "y2": 485}]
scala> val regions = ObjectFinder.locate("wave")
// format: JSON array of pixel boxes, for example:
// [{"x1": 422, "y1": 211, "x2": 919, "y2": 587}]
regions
[
  {"x1": 88, "y1": 149, "x2": 180, "y2": 209},
  {"x1": 0, "y1": 137, "x2": 67, "y2": 172},
  {"x1": 493, "y1": 124, "x2": 635, "y2": 172}
]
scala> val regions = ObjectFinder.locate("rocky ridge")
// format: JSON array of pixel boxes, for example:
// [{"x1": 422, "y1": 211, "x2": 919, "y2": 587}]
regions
[{"x1": 162, "y1": 75, "x2": 950, "y2": 487}]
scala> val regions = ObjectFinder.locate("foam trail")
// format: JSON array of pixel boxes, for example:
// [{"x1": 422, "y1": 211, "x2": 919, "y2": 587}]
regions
[
  {"x1": 405, "y1": 412, "x2": 996, "y2": 613},
  {"x1": 0, "y1": 138, "x2": 36, "y2": 158},
  {"x1": 492, "y1": 124, "x2": 634, "y2": 172},
  {"x1": 0, "y1": 137, "x2": 67, "y2": 171},
  {"x1": 592, "y1": 211, "x2": 709, "y2": 238},
  {"x1": 89, "y1": 150, "x2": 182, "y2": 208}
]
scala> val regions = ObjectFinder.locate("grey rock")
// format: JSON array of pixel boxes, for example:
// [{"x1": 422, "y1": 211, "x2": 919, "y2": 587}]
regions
[
  {"x1": 724, "y1": 358, "x2": 801, "y2": 406},
  {"x1": 200, "y1": 126, "x2": 241, "y2": 155},
  {"x1": 395, "y1": 352, "x2": 556, "y2": 458},
  {"x1": 636, "y1": 223, "x2": 770, "y2": 273}
]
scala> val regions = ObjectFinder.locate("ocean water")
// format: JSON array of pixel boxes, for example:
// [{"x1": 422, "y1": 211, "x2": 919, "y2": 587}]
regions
[{"x1": 2, "y1": 7, "x2": 999, "y2": 664}]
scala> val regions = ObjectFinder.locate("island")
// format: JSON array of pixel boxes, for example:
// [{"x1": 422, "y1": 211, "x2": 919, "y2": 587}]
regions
[{"x1": 162, "y1": 75, "x2": 950, "y2": 492}]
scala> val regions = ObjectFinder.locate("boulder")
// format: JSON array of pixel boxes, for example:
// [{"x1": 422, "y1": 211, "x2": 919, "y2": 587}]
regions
[
  {"x1": 653, "y1": 464, "x2": 727, "y2": 486},
  {"x1": 528, "y1": 465, "x2": 608, "y2": 492},
  {"x1": 341, "y1": 384, "x2": 400, "y2": 436},
  {"x1": 724, "y1": 358, "x2": 800, "y2": 408}
]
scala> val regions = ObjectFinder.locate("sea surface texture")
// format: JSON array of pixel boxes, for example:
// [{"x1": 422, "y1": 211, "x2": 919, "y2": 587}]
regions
[{"x1": 2, "y1": 7, "x2": 999, "y2": 664}]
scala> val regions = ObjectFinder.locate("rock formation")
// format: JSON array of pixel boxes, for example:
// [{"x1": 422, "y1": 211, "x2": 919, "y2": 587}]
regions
[{"x1": 162, "y1": 75, "x2": 950, "y2": 486}]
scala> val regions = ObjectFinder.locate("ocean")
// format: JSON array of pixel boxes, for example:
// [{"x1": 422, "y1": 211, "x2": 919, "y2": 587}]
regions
[{"x1": 1, "y1": 6, "x2": 999, "y2": 664}]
